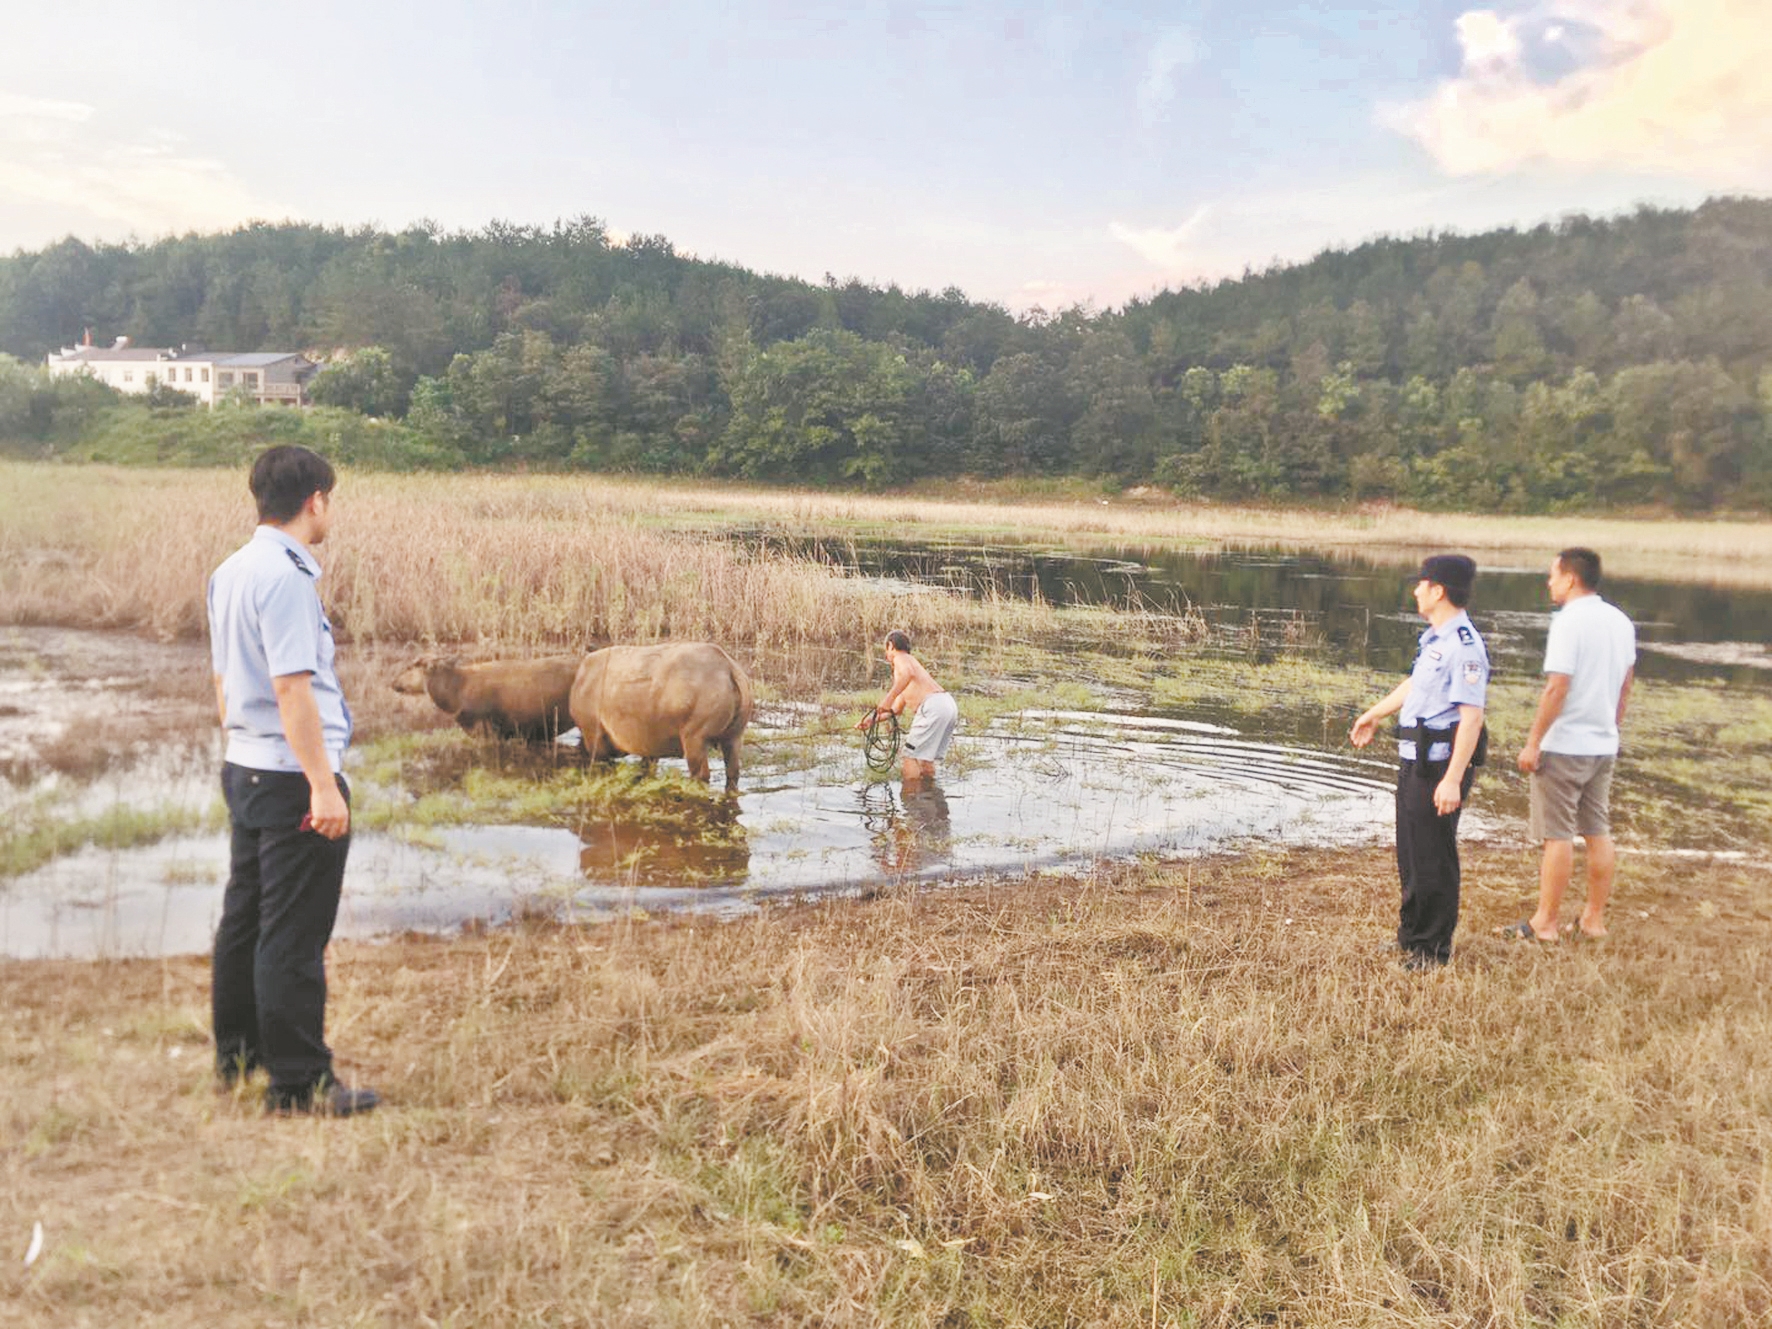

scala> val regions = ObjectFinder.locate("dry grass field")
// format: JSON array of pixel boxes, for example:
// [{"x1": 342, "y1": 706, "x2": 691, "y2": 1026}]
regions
[{"x1": 4, "y1": 846, "x2": 1769, "y2": 1327}]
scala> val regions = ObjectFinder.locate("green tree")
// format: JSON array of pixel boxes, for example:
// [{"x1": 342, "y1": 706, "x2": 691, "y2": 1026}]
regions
[
  {"x1": 1491, "y1": 279, "x2": 1549, "y2": 382},
  {"x1": 1066, "y1": 332, "x2": 1158, "y2": 478},
  {"x1": 308, "y1": 346, "x2": 408, "y2": 417},
  {"x1": 713, "y1": 329, "x2": 927, "y2": 488},
  {"x1": 973, "y1": 353, "x2": 1077, "y2": 476}
]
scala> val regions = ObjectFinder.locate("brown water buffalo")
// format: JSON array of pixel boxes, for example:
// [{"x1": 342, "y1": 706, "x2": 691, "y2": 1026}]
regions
[
  {"x1": 392, "y1": 655, "x2": 581, "y2": 741},
  {"x1": 569, "y1": 643, "x2": 752, "y2": 790}
]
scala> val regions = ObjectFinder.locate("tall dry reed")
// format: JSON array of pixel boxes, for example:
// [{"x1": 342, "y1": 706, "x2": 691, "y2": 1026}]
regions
[{"x1": 0, "y1": 465, "x2": 1083, "y2": 656}]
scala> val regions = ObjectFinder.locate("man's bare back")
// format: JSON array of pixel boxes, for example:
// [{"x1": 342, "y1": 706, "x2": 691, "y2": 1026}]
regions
[
  {"x1": 884, "y1": 650, "x2": 942, "y2": 717},
  {"x1": 855, "y1": 631, "x2": 955, "y2": 781}
]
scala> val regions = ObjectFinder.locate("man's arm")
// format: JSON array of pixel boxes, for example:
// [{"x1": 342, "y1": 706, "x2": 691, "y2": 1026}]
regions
[
  {"x1": 1435, "y1": 703, "x2": 1484, "y2": 814},
  {"x1": 1517, "y1": 673, "x2": 1571, "y2": 772},
  {"x1": 876, "y1": 660, "x2": 914, "y2": 716},
  {"x1": 1616, "y1": 666, "x2": 1635, "y2": 728},
  {"x1": 1350, "y1": 679, "x2": 1411, "y2": 748},
  {"x1": 853, "y1": 660, "x2": 912, "y2": 730},
  {"x1": 213, "y1": 673, "x2": 227, "y2": 728},
  {"x1": 272, "y1": 672, "x2": 349, "y2": 839}
]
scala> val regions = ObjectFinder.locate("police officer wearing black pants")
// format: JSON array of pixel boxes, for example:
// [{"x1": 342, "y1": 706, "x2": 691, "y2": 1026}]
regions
[
  {"x1": 207, "y1": 445, "x2": 379, "y2": 1116},
  {"x1": 213, "y1": 765, "x2": 352, "y2": 1096},
  {"x1": 1350, "y1": 555, "x2": 1490, "y2": 970}
]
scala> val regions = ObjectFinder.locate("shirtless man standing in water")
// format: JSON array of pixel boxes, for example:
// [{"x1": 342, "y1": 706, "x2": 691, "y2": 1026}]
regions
[{"x1": 856, "y1": 630, "x2": 958, "y2": 783}]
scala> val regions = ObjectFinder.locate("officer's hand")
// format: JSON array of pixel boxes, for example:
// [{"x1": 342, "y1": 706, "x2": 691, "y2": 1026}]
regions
[
  {"x1": 1433, "y1": 774, "x2": 1463, "y2": 815},
  {"x1": 1349, "y1": 714, "x2": 1377, "y2": 748},
  {"x1": 307, "y1": 782, "x2": 350, "y2": 840},
  {"x1": 1517, "y1": 742, "x2": 1541, "y2": 773}
]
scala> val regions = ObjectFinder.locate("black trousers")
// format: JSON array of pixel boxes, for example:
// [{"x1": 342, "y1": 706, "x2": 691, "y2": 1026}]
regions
[
  {"x1": 1395, "y1": 760, "x2": 1476, "y2": 963},
  {"x1": 214, "y1": 763, "x2": 350, "y2": 1094}
]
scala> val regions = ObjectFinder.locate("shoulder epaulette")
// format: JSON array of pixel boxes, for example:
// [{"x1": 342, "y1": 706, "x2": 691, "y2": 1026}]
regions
[{"x1": 285, "y1": 548, "x2": 315, "y2": 577}]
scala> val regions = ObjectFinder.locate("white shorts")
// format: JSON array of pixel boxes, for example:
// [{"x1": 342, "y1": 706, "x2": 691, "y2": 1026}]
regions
[{"x1": 903, "y1": 692, "x2": 958, "y2": 762}]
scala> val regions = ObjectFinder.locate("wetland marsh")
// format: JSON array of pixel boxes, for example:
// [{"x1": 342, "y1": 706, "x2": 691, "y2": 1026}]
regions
[
  {"x1": 3, "y1": 464, "x2": 1769, "y2": 957},
  {"x1": 6, "y1": 464, "x2": 1772, "y2": 1326}
]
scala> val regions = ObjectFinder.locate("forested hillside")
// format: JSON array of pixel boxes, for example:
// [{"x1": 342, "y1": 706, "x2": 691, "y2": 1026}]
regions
[{"x1": 4, "y1": 199, "x2": 1772, "y2": 510}]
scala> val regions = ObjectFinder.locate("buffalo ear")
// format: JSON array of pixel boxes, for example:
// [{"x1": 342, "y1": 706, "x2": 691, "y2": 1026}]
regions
[{"x1": 428, "y1": 659, "x2": 465, "y2": 713}]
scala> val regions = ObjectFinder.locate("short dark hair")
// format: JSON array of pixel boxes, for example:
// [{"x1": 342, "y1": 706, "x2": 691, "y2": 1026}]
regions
[
  {"x1": 1557, "y1": 547, "x2": 1602, "y2": 590},
  {"x1": 885, "y1": 629, "x2": 912, "y2": 654},
  {"x1": 250, "y1": 446, "x2": 335, "y2": 524},
  {"x1": 1418, "y1": 553, "x2": 1476, "y2": 608}
]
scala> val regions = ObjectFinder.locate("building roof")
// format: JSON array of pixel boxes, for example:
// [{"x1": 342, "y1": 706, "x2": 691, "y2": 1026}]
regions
[
  {"x1": 50, "y1": 347, "x2": 177, "y2": 362},
  {"x1": 50, "y1": 347, "x2": 309, "y2": 366},
  {"x1": 211, "y1": 352, "x2": 305, "y2": 367}
]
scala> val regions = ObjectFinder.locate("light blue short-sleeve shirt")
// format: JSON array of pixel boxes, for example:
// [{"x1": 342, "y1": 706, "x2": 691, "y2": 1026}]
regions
[
  {"x1": 1541, "y1": 593, "x2": 1636, "y2": 756},
  {"x1": 1398, "y1": 609, "x2": 1489, "y2": 761},
  {"x1": 207, "y1": 526, "x2": 352, "y2": 773}
]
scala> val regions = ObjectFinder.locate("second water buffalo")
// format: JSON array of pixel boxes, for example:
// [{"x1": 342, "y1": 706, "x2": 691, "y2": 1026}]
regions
[
  {"x1": 569, "y1": 643, "x2": 752, "y2": 790},
  {"x1": 392, "y1": 655, "x2": 582, "y2": 741}
]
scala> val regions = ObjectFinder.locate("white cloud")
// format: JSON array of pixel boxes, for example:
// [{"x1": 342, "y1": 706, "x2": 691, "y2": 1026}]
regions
[
  {"x1": 1108, "y1": 207, "x2": 1214, "y2": 273},
  {"x1": 1105, "y1": 173, "x2": 1678, "y2": 288},
  {"x1": 0, "y1": 94, "x2": 285, "y2": 242},
  {"x1": 1136, "y1": 28, "x2": 1199, "y2": 125},
  {"x1": 0, "y1": 94, "x2": 93, "y2": 123},
  {"x1": 1453, "y1": 10, "x2": 1524, "y2": 69},
  {"x1": 1013, "y1": 277, "x2": 1105, "y2": 314},
  {"x1": 1384, "y1": 0, "x2": 1772, "y2": 184}
]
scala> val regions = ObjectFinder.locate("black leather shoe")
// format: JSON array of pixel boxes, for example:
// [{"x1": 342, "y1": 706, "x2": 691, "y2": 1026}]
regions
[{"x1": 266, "y1": 1081, "x2": 382, "y2": 1117}]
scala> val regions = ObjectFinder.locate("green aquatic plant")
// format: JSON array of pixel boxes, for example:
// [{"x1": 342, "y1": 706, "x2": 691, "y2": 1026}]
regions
[
  {"x1": 1, "y1": 797, "x2": 224, "y2": 880},
  {"x1": 350, "y1": 731, "x2": 727, "y2": 836}
]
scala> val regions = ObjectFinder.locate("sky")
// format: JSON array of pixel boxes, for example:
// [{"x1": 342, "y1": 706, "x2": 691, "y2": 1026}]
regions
[{"x1": 2, "y1": 0, "x2": 1769, "y2": 310}]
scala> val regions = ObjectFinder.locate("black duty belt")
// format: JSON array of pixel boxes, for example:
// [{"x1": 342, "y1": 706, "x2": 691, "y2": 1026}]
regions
[{"x1": 1398, "y1": 720, "x2": 1489, "y2": 776}]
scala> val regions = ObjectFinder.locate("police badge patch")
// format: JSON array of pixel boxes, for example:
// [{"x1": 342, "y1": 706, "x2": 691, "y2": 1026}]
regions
[{"x1": 1463, "y1": 660, "x2": 1483, "y2": 685}]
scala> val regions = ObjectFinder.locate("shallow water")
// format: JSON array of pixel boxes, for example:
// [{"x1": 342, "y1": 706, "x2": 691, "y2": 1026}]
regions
[
  {"x1": 19, "y1": 513, "x2": 1763, "y2": 963},
  {"x1": 770, "y1": 537, "x2": 1772, "y2": 686},
  {"x1": 3, "y1": 697, "x2": 1439, "y2": 958}
]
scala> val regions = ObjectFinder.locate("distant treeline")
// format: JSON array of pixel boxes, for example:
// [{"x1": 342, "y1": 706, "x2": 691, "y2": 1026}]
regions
[{"x1": 4, "y1": 200, "x2": 1772, "y2": 509}]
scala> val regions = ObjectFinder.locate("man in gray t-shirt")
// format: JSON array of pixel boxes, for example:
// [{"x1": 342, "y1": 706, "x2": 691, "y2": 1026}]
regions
[{"x1": 1508, "y1": 547, "x2": 1636, "y2": 942}]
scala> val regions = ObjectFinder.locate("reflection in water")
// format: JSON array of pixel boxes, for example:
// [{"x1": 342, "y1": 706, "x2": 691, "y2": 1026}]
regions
[
  {"x1": 3, "y1": 712, "x2": 1417, "y2": 957},
  {"x1": 757, "y1": 535, "x2": 1772, "y2": 685},
  {"x1": 577, "y1": 803, "x2": 750, "y2": 886},
  {"x1": 867, "y1": 778, "x2": 953, "y2": 878},
  {"x1": 0, "y1": 624, "x2": 1503, "y2": 958}
]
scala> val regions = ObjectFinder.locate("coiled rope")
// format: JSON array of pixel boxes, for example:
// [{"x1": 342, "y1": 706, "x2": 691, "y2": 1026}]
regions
[{"x1": 861, "y1": 708, "x2": 901, "y2": 774}]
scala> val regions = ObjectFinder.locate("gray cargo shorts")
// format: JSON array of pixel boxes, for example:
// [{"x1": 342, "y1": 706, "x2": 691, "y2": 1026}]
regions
[{"x1": 1529, "y1": 752, "x2": 1617, "y2": 840}]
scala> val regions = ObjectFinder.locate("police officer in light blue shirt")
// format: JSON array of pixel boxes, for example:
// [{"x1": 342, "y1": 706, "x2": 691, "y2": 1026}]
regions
[
  {"x1": 206, "y1": 445, "x2": 378, "y2": 1117},
  {"x1": 209, "y1": 527, "x2": 352, "y2": 774},
  {"x1": 1351, "y1": 554, "x2": 1490, "y2": 969}
]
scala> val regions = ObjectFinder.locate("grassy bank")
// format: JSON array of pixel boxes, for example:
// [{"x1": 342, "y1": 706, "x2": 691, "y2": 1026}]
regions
[{"x1": 5, "y1": 846, "x2": 1769, "y2": 1326}]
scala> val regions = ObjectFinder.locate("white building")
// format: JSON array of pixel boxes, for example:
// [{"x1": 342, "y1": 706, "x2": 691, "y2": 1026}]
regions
[{"x1": 45, "y1": 339, "x2": 319, "y2": 408}]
